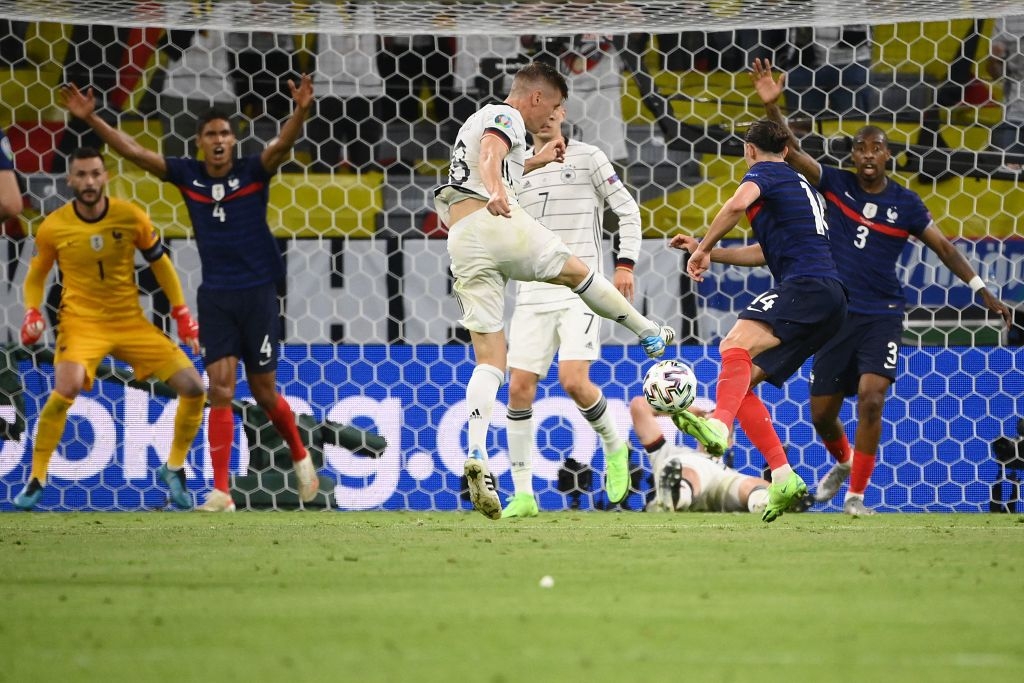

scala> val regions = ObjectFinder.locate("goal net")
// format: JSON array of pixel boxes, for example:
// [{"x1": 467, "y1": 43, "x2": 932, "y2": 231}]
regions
[{"x1": 0, "y1": 1, "x2": 1021, "y2": 512}]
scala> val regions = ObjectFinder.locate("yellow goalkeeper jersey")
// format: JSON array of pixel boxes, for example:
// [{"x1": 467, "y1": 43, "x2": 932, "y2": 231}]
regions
[{"x1": 31, "y1": 197, "x2": 160, "y2": 323}]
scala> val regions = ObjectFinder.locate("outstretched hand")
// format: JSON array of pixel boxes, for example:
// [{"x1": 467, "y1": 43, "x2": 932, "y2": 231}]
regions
[
  {"x1": 668, "y1": 233, "x2": 700, "y2": 253},
  {"x1": 288, "y1": 73, "x2": 314, "y2": 112},
  {"x1": 686, "y1": 250, "x2": 710, "y2": 282},
  {"x1": 59, "y1": 83, "x2": 96, "y2": 120},
  {"x1": 750, "y1": 58, "x2": 785, "y2": 105},
  {"x1": 980, "y1": 289, "x2": 1014, "y2": 329}
]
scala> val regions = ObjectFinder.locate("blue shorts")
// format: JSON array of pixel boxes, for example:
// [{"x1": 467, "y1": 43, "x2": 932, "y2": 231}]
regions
[
  {"x1": 197, "y1": 282, "x2": 282, "y2": 372},
  {"x1": 742, "y1": 277, "x2": 848, "y2": 388},
  {"x1": 811, "y1": 312, "x2": 902, "y2": 396}
]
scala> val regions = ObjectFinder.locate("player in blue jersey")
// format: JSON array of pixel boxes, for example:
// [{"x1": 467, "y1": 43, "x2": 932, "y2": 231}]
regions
[
  {"x1": 750, "y1": 58, "x2": 1012, "y2": 515},
  {"x1": 668, "y1": 118, "x2": 848, "y2": 523},
  {"x1": 0, "y1": 128, "x2": 22, "y2": 221},
  {"x1": 60, "y1": 75, "x2": 321, "y2": 512}
]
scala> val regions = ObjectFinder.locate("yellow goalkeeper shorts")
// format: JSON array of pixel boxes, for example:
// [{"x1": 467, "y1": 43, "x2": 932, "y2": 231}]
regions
[{"x1": 54, "y1": 315, "x2": 196, "y2": 391}]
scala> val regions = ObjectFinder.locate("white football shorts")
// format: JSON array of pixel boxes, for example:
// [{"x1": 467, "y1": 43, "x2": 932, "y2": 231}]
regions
[
  {"x1": 446, "y1": 205, "x2": 572, "y2": 334},
  {"x1": 507, "y1": 298, "x2": 603, "y2": 375}
]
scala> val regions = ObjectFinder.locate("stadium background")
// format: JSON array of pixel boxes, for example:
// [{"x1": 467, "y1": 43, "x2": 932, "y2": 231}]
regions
[{"x1": 0, "y1": 5, "x2": 1021, "y2": 512}]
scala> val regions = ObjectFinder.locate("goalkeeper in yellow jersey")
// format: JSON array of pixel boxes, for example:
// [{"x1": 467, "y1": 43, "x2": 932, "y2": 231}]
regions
[{"x1": 13, "y1": 147, "x2": 206, "y2": 511}]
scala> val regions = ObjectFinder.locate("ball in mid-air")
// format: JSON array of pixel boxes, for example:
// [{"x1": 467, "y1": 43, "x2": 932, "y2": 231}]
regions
[{"x1": 643, "y1": 359, "x2": 697, "y2": 414}]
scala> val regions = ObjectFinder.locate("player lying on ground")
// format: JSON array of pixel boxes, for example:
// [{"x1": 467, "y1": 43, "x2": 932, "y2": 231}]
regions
[{"x1": 630, "y1": 396, "x2": 770, "y2": 514}]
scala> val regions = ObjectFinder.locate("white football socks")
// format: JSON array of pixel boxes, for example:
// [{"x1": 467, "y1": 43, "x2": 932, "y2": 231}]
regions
[
  {"x1": 572, "y1": 269, "x2": 658, "y2": 337},
  {"x1": 505, "y1": 407, "x2": 534, "y2": 495},
  {"x1": 465, "y1": 364, "x2": 504, "y2": 458},
  {"x1": 579, "y1": 395, "x2": 625, "y2": 455}
]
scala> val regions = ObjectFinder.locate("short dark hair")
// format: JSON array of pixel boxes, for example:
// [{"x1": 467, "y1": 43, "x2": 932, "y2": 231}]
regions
[
  {"x1": 512, "y1": 61, "x2": 569, "y2": 99},
  {"x1": 196, "y1": 108, "x2": 235, "y2": 136},
  {"x1": 853, "y1": 125, "x2": 889, "y2": 148},
  {"x1": 744, "y1": 119, "x2": 789, "y2": 154},
  {"x1": 70, "y1": 147, "x2": 104, "y2": 165}
]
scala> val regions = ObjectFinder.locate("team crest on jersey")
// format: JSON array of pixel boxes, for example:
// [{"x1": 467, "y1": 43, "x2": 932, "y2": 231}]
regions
[
  {"x1": 886, "y1": 207, "x2": 899, "y2": 223},
  {"x1": 0, "y1": 135, "x2": 12, "y2": 162},
  {"x1": 228, "y1": 177, "x2": 240, "y2": 189},
  {"x1": 493, "y1": 114, "x2": 513, "y2": 130},
  {"x1": 863, "y1": 202, "x2": 877, "y2": 219},
  {"x1": 561, "y1": 166, "x2": 577, "y2": 182},
  {"x1": 89, "y1": 235, "x2": 104, "y2": 251},
  {"x1": 212, "y1": 184, "x2": 225, "y2": 201},
  {"x1": 112, "y1": 230, "x2": 123, "y2": 240}
]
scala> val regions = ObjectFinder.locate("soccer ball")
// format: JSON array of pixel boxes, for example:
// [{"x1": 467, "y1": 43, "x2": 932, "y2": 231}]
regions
[{"x1": 642, "y1": 359, "x2": 697, "y2": 414}]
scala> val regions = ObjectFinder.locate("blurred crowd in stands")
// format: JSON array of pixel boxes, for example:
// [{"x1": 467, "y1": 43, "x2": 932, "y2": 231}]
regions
[{"x1": 0, "y1": 17, "x2": 1020, "y2": 175}]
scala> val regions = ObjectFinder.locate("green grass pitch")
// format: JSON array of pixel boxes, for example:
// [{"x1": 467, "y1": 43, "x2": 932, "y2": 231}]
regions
[{"x1": 1, "y1": 512, "x2": 1022, "y2": 683}]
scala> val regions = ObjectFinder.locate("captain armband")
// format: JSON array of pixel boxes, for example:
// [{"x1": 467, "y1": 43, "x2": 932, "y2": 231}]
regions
[{"x1": 140, "y1": 241, "x2": 166, "y2": 263}]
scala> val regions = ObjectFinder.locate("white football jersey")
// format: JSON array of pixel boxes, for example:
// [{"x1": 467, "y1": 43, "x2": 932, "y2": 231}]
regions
[
  {"x1": 436, "y1": 103, "x2": 528, "y2": 205},
  {"x1": 650, "y1": 443, "x2": 745, "y2": 513},
  {"x1": 514, "y1": 139, "x2": 641, "y2": 311}
]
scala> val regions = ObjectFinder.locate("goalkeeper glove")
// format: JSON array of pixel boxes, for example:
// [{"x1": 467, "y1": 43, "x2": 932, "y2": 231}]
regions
[
  {"x1": 20, "y1": 308, "x2": 44, "y2": 345},
  {"x1": 171, "y1": 305, "x2": 200, "y2": 353}
]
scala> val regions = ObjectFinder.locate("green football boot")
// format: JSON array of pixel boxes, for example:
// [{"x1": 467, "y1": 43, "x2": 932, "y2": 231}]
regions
[
  {"x1": 671, "y1": 412, "x2": 730, "y2": 456},
  {"x1": 762, "y1": 471, "x2": 808, "y2": 523},
  {"x1": 501, "y1": 492, "x2": 539, "y2": 518},
  {"x1": 604, "y1": 444, "x2": 630, "y2": 504}
]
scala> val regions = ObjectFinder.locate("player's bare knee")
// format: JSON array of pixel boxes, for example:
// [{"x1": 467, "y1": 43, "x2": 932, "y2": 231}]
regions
[
  {"x1": 207, "y1": 383, "x2": 235, "y2": 406},
  {"x1": 629, "y1": 395, "x2": 651, "y2": 419},
  {"x1": 560, "y1": 376, "x2": 593, "y2": 403},
  {"x1": 857, "y1": 392, "x2": 885, "y2": 424},
  {"x1": 508, "y1": 375, "x2": 538, "y2": 408}
]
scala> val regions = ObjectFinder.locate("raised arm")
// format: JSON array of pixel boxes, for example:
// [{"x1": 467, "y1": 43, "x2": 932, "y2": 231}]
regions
[
  {"x1": 669, "y1": 233, "x2": 766, "y2": 267},
  {"x1": 684, "y1": 181, "x2": 762, "y2": 282},
  {"x1": 261, "y1": 74, "x2": 314, "y2": 174},
  {"x1": 59, "y1": 84, "x2": 168, "y2": 178},
  {"x1": 749, "y1": 58, "x2": 822, "y2": 186},
  {"x1": 918, "y1": 224, "x2": 1013, "y2": 328}
]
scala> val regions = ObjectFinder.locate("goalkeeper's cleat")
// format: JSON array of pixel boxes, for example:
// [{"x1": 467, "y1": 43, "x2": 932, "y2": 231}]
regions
[
  {"x1": 672, "y1": 412, "x2": 729, "y2": 456},
  {"x1": 293, "y1": 454, "x2": 319, "y2": 504},
  {"x1": 13, "y1": 478, "x2": 44, "y2": 511},
  {"x1": 604, "y1": 444, "x2": 630, "y2": 504},
  {"x1": 640, "y1": 325, "x2": 676, "y2": 359},
  {"x1": 843, "y1": 495, "x2": 876, "y2": 517},
  {"x1": 197, "y1": 488, "x2": 236, "y2": 513},
  {"x1": 501, "y1": 492, "x2": 539, "y2": 518},
  {"x1": 761, "y1": 472, "x2": 808, "y2": 523},
  {"x1": 813, "y1": 459, "x2": 851, "y2": 502},
  {"x1": 156, "y1": 463, "x2": 192, "y2": 509},
  {"x1": 464, "y1": 455, "x2": 502, "y2": 520}
]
